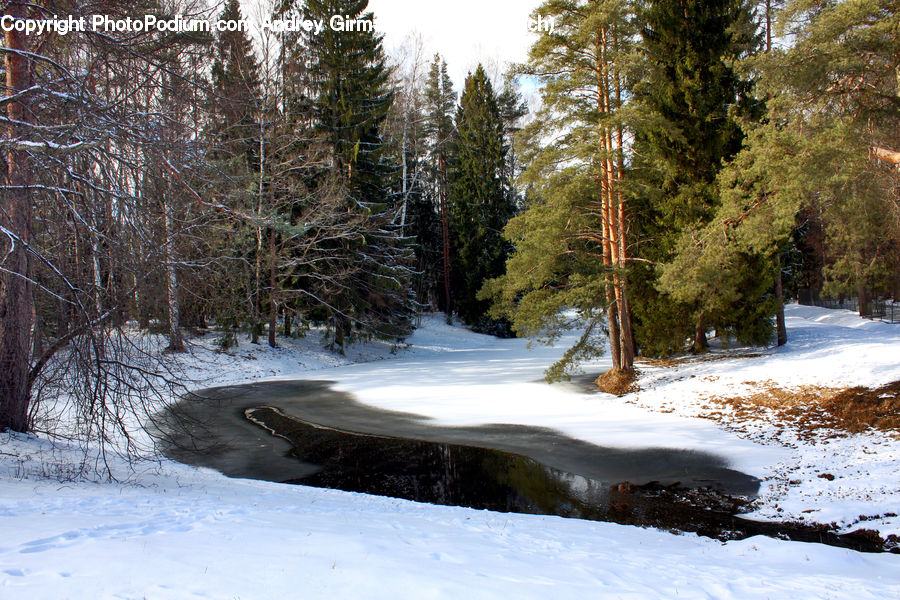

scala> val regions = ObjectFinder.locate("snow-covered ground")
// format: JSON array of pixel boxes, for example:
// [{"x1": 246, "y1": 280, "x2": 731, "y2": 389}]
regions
[{"x1": 2, "y1": 305, "x2": 899, "y2": 598}]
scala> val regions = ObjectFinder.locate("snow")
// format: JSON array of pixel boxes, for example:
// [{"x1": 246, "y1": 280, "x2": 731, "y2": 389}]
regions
[{"x1": 2, "y1": 304, "x2": 900, "y2": 598}]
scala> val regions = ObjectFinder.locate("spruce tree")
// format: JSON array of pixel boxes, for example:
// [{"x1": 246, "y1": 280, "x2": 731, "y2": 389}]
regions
[
  {"x1": 630, "y1": 0, "x2": 763, "y2": 354},
  {"x1": 208, "y1": 0, "x2": 263, "y2": 345},
  {"x1": 291, "y1": 0, "x2": 414, "y2": 350},
  {"x1": 422, "y1": 55, "x2": 457, "y2": 314},
  {"x1": 209, "y1": 0, "x2": 261, "y2": 172},
  {"x1": 448, "y1": 65, "x2": 514, "y2": 332}
]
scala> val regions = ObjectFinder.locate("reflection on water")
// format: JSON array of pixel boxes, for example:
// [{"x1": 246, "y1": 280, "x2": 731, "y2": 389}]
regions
[
  {"x1": 245, "y1": 406, "x2": 750, "y2": 536},
  {"x1": 159, "y1": 381, "x2": 894, "y2": 552}
]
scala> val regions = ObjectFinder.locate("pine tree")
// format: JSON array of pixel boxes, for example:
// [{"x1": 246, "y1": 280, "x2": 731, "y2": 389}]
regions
[
  {"x1": 709, "y1": 0, "x2": 900, "y2": 320},
  {"x1": 448, "y1": 65, "x2": 514, "y2": 332},
  {"x1": 481, "y1": 0, "x2": 637, "y2": 378}
]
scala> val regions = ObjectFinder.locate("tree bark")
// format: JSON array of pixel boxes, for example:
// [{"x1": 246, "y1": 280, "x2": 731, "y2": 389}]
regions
[
  {"x1": 267, "y1": 227, "x2": 277, "y2": 348},
  {"x1": 871, "y1": 146, "x2": 900, "y2": 166},
  {"x1": 858, "y1": 283, "x2": 871, "y2": 318},
  {"x1": 613, "y1": 27, "x2": 634, "y2": 370},
  {"x1": 775, "y1": 258, "x2": 787, "y2": 346},
  {"x1": 0, "y1": 3, "x2": 35, "y2": 432},
  {"x1": 693, "y1": 317, "x2": 708, "y2": 353},
  {"x1": 439, "y1": 155, "x2": 452, "y2": 315},
  {"x1": 163, "y1": 192, "x2": 184, "y2": 352}
]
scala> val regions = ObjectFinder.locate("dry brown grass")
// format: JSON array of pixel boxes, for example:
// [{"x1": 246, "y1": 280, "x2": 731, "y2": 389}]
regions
[
  {"x1": 635, "y1": 353, "x2": 764, "y2": 368},
  {"x1": 595, "y1": 368, "x2": 639, "y2": 396},
  {"x1": 707, "y1": 380, "x2": 900, "y2": 437}
]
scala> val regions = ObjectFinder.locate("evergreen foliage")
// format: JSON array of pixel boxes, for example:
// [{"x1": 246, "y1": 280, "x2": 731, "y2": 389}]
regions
[
  {"x1": 422, "y1": 55, "x2": 457, "y2": 313},
  {"x1": 206, "y1": 0, "x2": 263, "y2": 347},
  {"x1": 630, "y1": 0, "x2": 765, "y2": 355},
  {"x1": 449, "y1": 65, "x2": 515, "y2": 332},
  {"x1": 481, "y1": 0, "x2": 636, "y2": 378},
  {"x1": 209, "y1": 0, "x2": 261, "y2": 172},
  {"x1": 288, "y1": 0, "x2": 415, "y2": 349},
  {"x1": 752, "y1": 0, "x2": 900, "y2": 309}
]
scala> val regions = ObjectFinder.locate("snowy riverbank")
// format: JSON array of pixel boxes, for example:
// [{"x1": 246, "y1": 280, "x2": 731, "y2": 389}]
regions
[{"x1": 2, "y1": 304, "x2": 899, "y2": 598}]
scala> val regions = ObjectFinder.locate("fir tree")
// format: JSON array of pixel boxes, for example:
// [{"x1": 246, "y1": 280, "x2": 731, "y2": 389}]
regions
[
  {"x1": 448, "y1": 65, "x2": 514, "y2": 332},
  {"x1": 630, "y1": 0, "x2": 763, "y2": 355},
  {"x1": 208, "y1": 0, "x2": 264, "y2": 345},
  {"x1": 290, "y1": 0, "x2": 414, "y2": 350},
  {"x1": 422, "y1": 55, "x2": 457, "y2": 314},
  {"x1": 209, "y1": 0, "x2": 261, "y2": 172}
]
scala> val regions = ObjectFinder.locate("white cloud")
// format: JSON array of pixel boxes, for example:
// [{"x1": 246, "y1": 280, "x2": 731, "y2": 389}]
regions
[{"x1": 366, "y1": 0, "x2": 544, "y2": 90}]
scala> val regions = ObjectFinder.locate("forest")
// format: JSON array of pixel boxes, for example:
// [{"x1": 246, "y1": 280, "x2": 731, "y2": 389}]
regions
[{"x1": 1, "y1": 0, "x2": 898, "y2": 440}]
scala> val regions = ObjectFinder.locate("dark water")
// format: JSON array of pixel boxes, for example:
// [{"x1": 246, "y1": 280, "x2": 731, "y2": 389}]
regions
[{"x1": 159, "y1": 380, "x2": 893, "y2": 552}]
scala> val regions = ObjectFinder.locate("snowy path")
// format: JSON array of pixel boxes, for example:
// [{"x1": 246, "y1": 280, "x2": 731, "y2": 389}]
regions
[{"x1": 2, "y1": 305, "x2": 899, "y2": 598}]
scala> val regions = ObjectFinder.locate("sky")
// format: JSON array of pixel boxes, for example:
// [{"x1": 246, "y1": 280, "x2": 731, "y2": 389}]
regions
[{"x1": 366, "y1": 0, "x2": 545, "y2": 88}]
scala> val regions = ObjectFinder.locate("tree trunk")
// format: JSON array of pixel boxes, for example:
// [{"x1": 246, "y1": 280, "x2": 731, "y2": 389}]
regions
[
  {"x1": 251, "y1": 223, "x2": 262, "y2": 344},
  {"x1": 163, "y1": 193, "x2": 184, "y2": 352},
  {"x1": 858, "y1": 283, "x2": 871, "y2": 318},
  {"x1": 871, "y1": 146, "x2": 900, "y2": 166},
  {"x1": 597, "y1": 26, "x2": 624, "y2": 372},
  {"x1": 775, "y1": 258, "x2": 787, "y2": 346},
  {"x1": 693, "y1": 317, "x2": 708, "y2": 353},
  {"x1": 0, "y1": 4, "x2": 35, "y2": 432},
  {"x1": 613, "y1": 33, "x2": 634, "y2": 371},
  {"x1": 439, "y1": 156, "x2": 452, "y2": 316},
  {"x1": 267, "y1": 228, "x2": 277, "y2": 348}
]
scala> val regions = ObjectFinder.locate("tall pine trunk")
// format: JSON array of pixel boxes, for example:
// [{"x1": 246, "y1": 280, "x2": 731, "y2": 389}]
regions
[{"x1": 0, "y1": 5, "x2": 35, "y2": 431}]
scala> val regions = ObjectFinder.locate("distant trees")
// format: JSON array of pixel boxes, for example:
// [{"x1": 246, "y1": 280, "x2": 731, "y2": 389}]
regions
[
  {"x1": 0, "y1": 0, "x2": 418, "y2": 442},
  {"x1": 448, "y1": 65, "x2": 515, "y2": 332},
  {"x1": 3, "y1": 0, "x2": 895, "y2": 440},
  {"x1": 392, "y1": 52, "x2": 526, "y2": 331}
]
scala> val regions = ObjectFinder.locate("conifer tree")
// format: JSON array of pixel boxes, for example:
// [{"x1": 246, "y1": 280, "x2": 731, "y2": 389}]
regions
[
  {"x1": 210, "y1": 0, "x2": 261, "y2": 172},
  {"x1": 290, "y1": 0, "x2": 414, "y2": 350},
  {"x1": 699, "y1": 0, "x2": 900, "y2": 322},
  {"x1": 207, "y1": 0, "x2": 265, "y2": 345},
  {"x1": 630, "y1": 0, "x2": 763, "y2": 355},
  {"x1": 448, "y1": 65, "x2": 514, "y2": 331},
  {"x1": 481, "y1": 0, "x2": 637, "y2": 378},
  {"x1": 423, "y1": 55, "x2": 456, "y2": 313}
]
